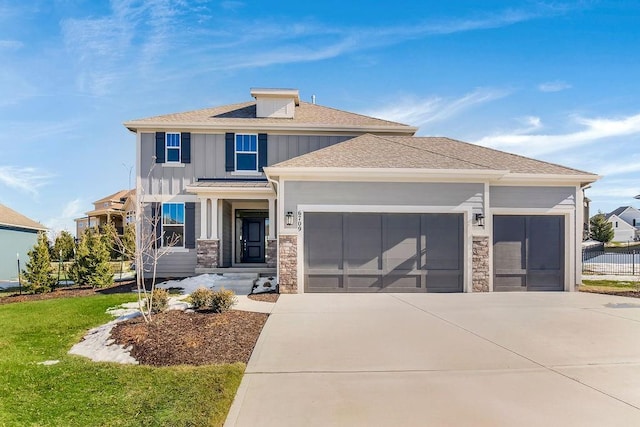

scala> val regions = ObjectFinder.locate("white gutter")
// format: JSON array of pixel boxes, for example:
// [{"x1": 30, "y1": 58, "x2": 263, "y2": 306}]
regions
[{"x1": 123, "y1": 122, "x2": 418, "y2": 135}]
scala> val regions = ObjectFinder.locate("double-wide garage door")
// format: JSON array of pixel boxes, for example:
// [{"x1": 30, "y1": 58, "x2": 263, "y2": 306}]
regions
[
  {"x1": 493, "y1": 215, "x2": 565, "y2": 291},
  {"x1": 304, "y1": 212, "x2": 463, "y2": 293}
]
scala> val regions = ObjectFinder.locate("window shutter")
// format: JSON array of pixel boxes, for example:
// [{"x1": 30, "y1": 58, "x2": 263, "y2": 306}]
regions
[
  {"x1": 185, "y1": 202, "x2": 196, "y2": 249},
  {"x1": 181, "y1": 132, "x2": 191, "y2": 163},
  {"x1": 225, "y1": 133, "x2": 235, "y2": 171},
  {"x1": 258, "y1": 133, "x2": 268, "y2": 172},
  {"x1": 155, "y1": 132, "x2": 166, "y2": 163},
  {"x1": 151, "y1": 202, "x2": 161, "y2": 248}
]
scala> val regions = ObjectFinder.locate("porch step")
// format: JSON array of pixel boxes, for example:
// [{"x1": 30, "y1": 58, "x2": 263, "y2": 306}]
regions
[
  {"x1": 219, "y1": 273, "x2": 259, "y2": 280},
  {"x1": 208, "y1": 272, "x2": 260, "y2": 295},
  {"x1": 195, "y1": 267, "x2": 277, "y2": 276}
]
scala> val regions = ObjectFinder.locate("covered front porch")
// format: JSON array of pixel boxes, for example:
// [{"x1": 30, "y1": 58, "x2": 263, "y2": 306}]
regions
[{"x1": 186, "y1": 180, "x2": 277, "y2": 275}]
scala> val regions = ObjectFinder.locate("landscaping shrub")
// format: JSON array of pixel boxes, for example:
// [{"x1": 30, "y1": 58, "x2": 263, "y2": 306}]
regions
[
  {"x1": 150, "y1": 288, "x2": 169, "y2": 313},
  {"x1": 210, "y1": 288, "x2": 236, "y2": 313},
  {"x1": 69, "y1": 229, "x2": 113, "y2": 288},
  {"x1": 190, "y1": 287, "x2": 213, "y2": 310},
  {"x1": 22, "y1": 232, "x2": 56, "y2": 293}
]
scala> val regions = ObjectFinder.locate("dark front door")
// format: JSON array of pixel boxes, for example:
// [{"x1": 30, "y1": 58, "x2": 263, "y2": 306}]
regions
[{"x1": 241, "y1": 218, "x2": 265, "y2": 263}]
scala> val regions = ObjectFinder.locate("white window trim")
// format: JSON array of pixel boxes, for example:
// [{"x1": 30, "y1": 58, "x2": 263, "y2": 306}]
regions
[
  {"x1": 165, "y1": 132, "x2": 181, "y2": 164},
  {"x1": 235, "y1": 133, "x2": 259, "y2": 172},
  {"x1": 161, "y1": 202, "x2": 185, "y2": 248}
]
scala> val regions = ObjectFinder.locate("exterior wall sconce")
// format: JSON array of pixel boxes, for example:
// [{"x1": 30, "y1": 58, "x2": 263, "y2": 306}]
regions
[
  {"x1": 475, "y1": 213, "x2": 485, "y2": 227},
  {"x1": 285, "y1": 211, "x2": 294, "y2": 226}
]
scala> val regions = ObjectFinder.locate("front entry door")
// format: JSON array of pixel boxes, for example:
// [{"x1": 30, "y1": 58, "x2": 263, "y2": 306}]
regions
[{"x1": 241, "y1": 218, "x2": 265, "y2": 263}]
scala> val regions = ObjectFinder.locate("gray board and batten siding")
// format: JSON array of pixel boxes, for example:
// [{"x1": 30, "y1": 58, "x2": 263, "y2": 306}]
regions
[
  {"x1": 141, "y1": 203, "x2": 199, "y2": 277},
  {"x1": 140, "y1": 133, "x2": 352, "y2": 194},
  {"x1": 282, "y1": 181, "x2": 484, "y2": 226},
  {"x1": 490, "y1": 186, "x2": 576, "y2": 209}
]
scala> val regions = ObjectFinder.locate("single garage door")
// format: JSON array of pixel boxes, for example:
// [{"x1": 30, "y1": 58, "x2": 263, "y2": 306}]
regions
[
  {"x1": 304, "y1": 212, "x2": 463, "y2": 293},
  {"x1": 493, "y1": 215, "x2": 565, "y2": 291}
]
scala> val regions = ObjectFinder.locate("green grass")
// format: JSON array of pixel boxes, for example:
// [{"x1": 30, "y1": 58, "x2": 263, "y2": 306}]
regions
[
  {"x1": 581, "y1": 279, "x2": 640, "y2": 293},
  {"x1": 0, "y1": 295, "x2": 244, "y2": 426}
]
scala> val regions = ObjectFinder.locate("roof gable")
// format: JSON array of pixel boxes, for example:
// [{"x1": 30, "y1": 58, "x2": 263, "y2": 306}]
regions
[
  {"x1": 124, "y1": 101, "x2": 416, "y2": 134},
  {"x1": 0, "y1": 204, "x2": 47, "y2": 231}
]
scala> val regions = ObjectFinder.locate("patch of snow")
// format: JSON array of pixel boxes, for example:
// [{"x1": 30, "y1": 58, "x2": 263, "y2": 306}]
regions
[
  {"x1": 253, "y1": 276, "x2": 277, "y2": 294},
  {"x1": 68, "y1": 316, "x2": 140, "y2": 365},
  {"x1": 37, "y1": 360, "x2": 60, "y2": 366},
  {"x1": 156, "y1": 274, "x2": 223, "y2": 295}
]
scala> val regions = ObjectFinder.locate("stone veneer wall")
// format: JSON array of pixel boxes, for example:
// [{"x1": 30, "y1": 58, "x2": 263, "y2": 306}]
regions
[
  {"x1": 472, "y1": 236, "x2": 490, "y2": 292},
  {"x1": 197, "y1": 239, "x2": 219, "y2": 268},
  {"x1": 278, "y1": 235, "x2": 297, "y2": 293},
  {"x1": 266, "y1": 239, "x2": 277, "y2": 268}
]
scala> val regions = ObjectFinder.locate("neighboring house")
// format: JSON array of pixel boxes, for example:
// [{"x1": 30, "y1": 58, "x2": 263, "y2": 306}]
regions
[
  {"x1": 124, "y1": 87, "x2": 599, "y2": 293},
  {"x1": 0, "y1": 204, "x2": 47, "y2": 280},
  {"x1": 605, "y1": 206, "x2": 640, "y2": 242},
  {"x1": 74, "y1": 189, "x2": 135, "y2": 237}
]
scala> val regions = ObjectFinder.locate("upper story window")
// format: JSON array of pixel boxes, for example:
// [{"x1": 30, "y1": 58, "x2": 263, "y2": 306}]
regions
[
  {"x1": 235, "y1": 134, "x2": 258, "y2": 171},
  {"x1": 162, "y1": 203, "x2": 184, "y2": 247},
  {"x1": 166, "y1": 133, "x2": 181, "y2": 163}
]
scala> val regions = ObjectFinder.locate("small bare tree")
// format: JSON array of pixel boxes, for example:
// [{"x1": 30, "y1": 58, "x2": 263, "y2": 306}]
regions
[{"x1": 110, "y1": 162, "x2": 179, "y2": 323}]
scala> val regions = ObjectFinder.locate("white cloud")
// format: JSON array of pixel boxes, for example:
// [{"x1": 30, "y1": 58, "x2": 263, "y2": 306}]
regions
[
  {"x1": 0, "y1": 166, "x2": 53, "y2": 196},
  {"x1": 45, "y1": 198, "x2": 85, "y2": 235},
  {"x1": 475, "y1": 112, "x2": 640, "y2": 156},
  {"x1": 365, "y1": 87, "x2": 511, "y2": 127},
  {"x1": 538, "y1": 81, "x2": 572, "y2": 92},
  {"x1": 58, "y1": 2, "x2": 572, "y2": 93}
]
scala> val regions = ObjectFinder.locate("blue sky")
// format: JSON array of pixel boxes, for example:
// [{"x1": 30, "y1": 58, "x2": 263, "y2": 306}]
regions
[{"x1": 1, "y1": 0, "x2": 639, "y2": 235}]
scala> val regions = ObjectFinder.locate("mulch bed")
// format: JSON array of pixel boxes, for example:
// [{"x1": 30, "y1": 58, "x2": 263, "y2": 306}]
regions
[
  {"x1": 247, "y1": 293, "x2": 279, "y2": 303},
  {"x1": 0, "y1": 281, "x2": 137, "y2": 305},
  {"x1": 110, "y1": 310, "x2": 269, "y2": 366}
]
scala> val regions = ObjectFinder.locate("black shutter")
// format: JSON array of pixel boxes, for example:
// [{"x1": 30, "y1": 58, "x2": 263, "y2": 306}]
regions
[
  {"x1": 155, "y1": 132, "x2": 165, "y2": 163},
  {"x1": 185, "y1": 202, "x2": 195, "y2": 249},
  {"x1": 151, "y1": 202, "x2": 161, "y2": 248},
  {"x1": 258, "y1": 133, "x2": 268, "y2": 172},
  {"x1": 225, "y1": 133, "x2": 235, "y2": 171},
  {"x1": 181, "y1": 132, "x2": 191, "y2": 163}
]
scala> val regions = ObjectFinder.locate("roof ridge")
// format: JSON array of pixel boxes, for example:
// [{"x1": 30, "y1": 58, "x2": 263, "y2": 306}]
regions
[{"x1": 298, "y1": 101, "x2": 414, "y2": 128}]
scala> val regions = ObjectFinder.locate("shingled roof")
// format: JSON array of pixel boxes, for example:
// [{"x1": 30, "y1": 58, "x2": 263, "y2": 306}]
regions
[
  {"x1": 0, "y1": 204, "x2": 47, "y2": 231},
  {"x1": 124, "y1": 101, "x2": 416, "y2": 134},
  {"x1": 269, "y1": 134, "x2": 597, "y2": 177}
]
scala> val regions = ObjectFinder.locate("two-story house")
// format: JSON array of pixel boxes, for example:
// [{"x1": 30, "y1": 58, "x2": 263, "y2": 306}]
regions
[
  {"x1": 75, "y1": 189, "x2": 135, "y2": 237},
  {"x1": 124, "y1": 88, "x2": 599, "y2": 293},
  {"x1": 605, "y1": 206, "x2": 640, "y2": 242}
]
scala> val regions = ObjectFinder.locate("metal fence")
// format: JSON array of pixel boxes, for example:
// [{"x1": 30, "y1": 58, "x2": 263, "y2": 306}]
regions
[{"x1": 582, "y1": 248, "x2": 640, "y2": 276}]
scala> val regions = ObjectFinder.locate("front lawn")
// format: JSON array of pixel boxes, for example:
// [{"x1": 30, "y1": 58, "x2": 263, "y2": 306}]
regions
[
  {"x1": 580, "y1": 279, "x2": 640, "y2": 297},
  {"x1": 0, "y1": 294, "x2": 244, "y2": 426}
]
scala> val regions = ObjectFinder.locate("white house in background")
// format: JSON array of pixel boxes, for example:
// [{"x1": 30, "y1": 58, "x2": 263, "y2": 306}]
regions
[{"x1": 605, "y1": 206, "x2": 640, "y2": 242}]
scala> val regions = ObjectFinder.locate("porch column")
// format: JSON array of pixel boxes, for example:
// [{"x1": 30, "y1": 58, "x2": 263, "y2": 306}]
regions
[
  {"x1": 268, "y1": 197, "x2": 275, "y2": 239},
  {"x1": 199, "y1": 197, "x2": 208, "y2": 239},
  {"x1": 211, "y1": 198, "x2": 219, "y2": 239}
]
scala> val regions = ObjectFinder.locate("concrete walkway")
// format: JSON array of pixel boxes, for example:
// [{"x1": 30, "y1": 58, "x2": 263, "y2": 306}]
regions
[{"x1": 225, "y1": 292, "x2": 640, "y2": 426}]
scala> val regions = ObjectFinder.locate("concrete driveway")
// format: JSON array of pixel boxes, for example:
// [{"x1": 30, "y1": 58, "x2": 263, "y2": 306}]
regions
[{"x1": 225, "y1": 292, "x2": 640, "y2": 426}]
